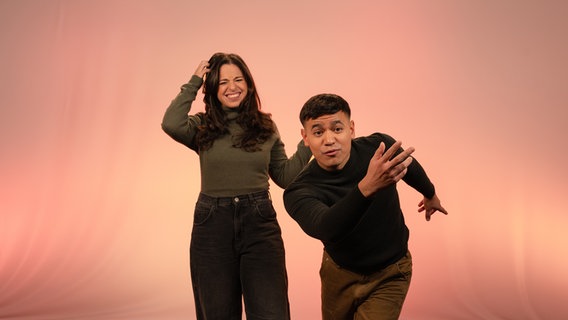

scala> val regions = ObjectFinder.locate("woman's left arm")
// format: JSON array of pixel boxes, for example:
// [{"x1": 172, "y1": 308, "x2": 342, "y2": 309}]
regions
[{"x1": 269, "y1": 126, "x2": 312, "y2": 188}]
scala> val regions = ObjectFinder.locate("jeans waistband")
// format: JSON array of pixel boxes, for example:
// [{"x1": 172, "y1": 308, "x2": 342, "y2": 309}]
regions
[{"x1": 198, "y1": 190, "x2": 271, "y2": 206}]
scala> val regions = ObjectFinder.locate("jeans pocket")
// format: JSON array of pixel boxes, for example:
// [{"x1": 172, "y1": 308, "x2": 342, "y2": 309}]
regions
[
  {"x1": 396, "y1": 251, "x2": 413, "y2": 281},
  {"x1": 254, "y1": 199, "x2": 277, "y2": 221},
  {"x1": 193, "y1": 202, "x2": 214, "y2": 225}
]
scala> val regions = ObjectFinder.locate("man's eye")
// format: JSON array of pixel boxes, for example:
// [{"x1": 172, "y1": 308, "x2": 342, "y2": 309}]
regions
[
  {"x1": 334, "y1": 127, "x2": 343, "y2": 133},
  {"x1": 313, "y1": 131, "x2": 322, "y2": 136}
]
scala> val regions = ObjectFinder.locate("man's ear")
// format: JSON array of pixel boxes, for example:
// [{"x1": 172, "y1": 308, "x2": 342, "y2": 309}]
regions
[
  {"x1": 301, "y1": 128, "x2": 309, "y2": 146},
  {"x1": 350, "y1": 120, "x2": 355, "y2": 138}
]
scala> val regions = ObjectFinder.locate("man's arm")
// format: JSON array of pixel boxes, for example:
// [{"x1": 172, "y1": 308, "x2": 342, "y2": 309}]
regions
[
  {"x1": 402, "y1": 152, "x2": 449, "y2": 221},
  {"x1": 284, "y1": 141, "x2": 414, "y2": 242},
  {"x1": 284, "y1": 186, "x2": 373, "y2": 242}
]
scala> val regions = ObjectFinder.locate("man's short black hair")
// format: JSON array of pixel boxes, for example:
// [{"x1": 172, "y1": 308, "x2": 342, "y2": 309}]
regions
[{"x1": 299, "y1": 93, "x2": 351, "y2": 126}]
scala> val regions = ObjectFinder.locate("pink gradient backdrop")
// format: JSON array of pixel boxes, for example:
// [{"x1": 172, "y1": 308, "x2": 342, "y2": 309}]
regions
[{"x1": 1, "y1": 0, "x2": 567, "y2": 319}]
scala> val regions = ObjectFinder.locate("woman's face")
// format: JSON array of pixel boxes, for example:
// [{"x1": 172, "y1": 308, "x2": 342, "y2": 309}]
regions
[{"x1": 217, "y1": 63, "x2": 248, "y2": 108}]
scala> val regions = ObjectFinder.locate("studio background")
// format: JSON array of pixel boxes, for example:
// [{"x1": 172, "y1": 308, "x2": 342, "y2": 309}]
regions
[{"x1": 1, "y1": 0, "x2": 567, "y2": 319}]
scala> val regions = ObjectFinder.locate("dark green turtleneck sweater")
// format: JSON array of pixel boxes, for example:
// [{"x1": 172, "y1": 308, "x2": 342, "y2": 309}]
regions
[{"x1": 162, "y1": 75, "x2": 312, "y2": 197}]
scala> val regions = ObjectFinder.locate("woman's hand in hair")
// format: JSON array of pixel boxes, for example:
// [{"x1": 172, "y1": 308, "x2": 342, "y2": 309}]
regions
[{"x1": 193, "y1": 60, "x2": 210, "y2": 78}]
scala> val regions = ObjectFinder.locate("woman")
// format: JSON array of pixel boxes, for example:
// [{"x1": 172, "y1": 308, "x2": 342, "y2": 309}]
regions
[{"x1": 161, "y1": 53, "x2": 311, "y2": 320}]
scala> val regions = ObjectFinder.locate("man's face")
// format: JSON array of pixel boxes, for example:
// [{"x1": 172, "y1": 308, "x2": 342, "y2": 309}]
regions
[{"x1": 301, "y1": 111, "x2": 355, "y2": 171}]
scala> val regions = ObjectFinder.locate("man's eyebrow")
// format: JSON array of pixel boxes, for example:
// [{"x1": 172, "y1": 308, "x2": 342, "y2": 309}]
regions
[
  {"x1": 310, "y1": 120, "x2": 343, "y2": 130},
  {"x1": 327, "y1": 120, "x2": 344, "y2": 127}
]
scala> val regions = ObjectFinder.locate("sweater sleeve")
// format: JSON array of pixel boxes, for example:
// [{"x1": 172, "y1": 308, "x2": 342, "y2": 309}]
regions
[
  {"x1": 283, "y1": 183, "x2": 373, "y2": 243},
  {"x1": 161, "y1": 75, "x2": 204, "y2": 151},
  {"x1": 268, "y1": 125, "x2": 312, "y2": 188},
  {"x1": 403, "y1": 158, "x2": 436, "y2": 198}
]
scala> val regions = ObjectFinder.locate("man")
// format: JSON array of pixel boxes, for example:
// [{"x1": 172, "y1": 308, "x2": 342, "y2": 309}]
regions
[{"x1": 283, "y1": 93, "x2": 448, "y2": 320}]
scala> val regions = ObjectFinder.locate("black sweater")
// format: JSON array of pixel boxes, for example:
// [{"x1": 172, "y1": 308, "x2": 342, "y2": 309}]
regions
[{"x1": 283, "y1": 133, "x2": 435, "y2": 274}]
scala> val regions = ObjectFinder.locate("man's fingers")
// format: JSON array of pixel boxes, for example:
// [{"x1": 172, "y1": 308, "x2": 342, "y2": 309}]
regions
[
  {"x1": 402, "y1": 156, "x2": 413, "y2": 167},
  {"x1": 393, "y1": 167, "x2": 408, "y2": 182},
  {"x1": 374, "y1": 141, "x2": 414, "y2": 168},
  {"x1": 372, "y1": 142, "x2": 386, "y2": 159},
  {"x1": 381, "y1": 141, "x2": 402, "y2": 161},
  {"x1": 371, "y1": 141, "x2": 414, "y2": 184},
  {"x1": 391, "y1": 147, "x2": 415, "y2": 167},
  {"x1": 392, "y1": 157, "x2": 412, "y2": 181}
]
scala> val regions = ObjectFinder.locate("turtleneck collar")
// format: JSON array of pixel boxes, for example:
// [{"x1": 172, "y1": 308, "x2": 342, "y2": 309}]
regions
[{"x1": 222, "y1": 106, "x2": 240, "y2": 121}]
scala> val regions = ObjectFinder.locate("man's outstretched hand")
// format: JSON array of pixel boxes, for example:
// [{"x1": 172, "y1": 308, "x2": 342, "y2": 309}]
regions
[{"x1": 418, "y1": 194, "x2": 448, "y2": 221}]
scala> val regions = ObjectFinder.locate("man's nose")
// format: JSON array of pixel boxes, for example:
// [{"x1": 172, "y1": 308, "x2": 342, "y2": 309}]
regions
[{"x1": 323, "y1": 131, "x2": 334, "y2": 144}]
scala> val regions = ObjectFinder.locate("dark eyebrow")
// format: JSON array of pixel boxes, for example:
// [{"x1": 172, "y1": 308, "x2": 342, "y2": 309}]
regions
[
  {"x1": 310, "y1": 123, "x2": 323, "y2": 130},
  {"x1": 220, "y1": 76, "x2": 244, "y2": 81},
  {"x1": 329, "y1": 120, "x2": 345, "y2": 128},
  {"x1": 310, "y1": 120, "x2": 344, "y2": 130}
]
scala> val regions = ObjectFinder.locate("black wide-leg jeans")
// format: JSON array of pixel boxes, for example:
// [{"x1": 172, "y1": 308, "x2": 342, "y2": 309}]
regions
[{"x1": 190, "y1": 191, "x2": 290, "y2": 320}]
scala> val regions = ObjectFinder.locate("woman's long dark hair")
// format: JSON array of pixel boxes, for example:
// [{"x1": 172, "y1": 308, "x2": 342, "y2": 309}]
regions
[{"x1": 196, "y1": 53, "x2": 275, "y2": 152}]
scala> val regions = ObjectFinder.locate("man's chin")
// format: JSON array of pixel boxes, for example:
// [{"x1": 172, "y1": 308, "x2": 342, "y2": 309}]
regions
[{"x1": 317, "y1": 161, "x2": 341, "y2": 171}]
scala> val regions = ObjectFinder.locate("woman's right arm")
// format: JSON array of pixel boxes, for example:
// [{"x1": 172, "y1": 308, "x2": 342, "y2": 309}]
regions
[{"x1": 161, "y1": 61, "x2": 210, "y2": 149}]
